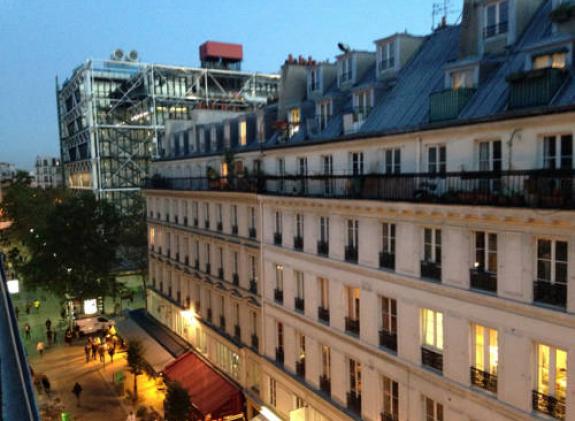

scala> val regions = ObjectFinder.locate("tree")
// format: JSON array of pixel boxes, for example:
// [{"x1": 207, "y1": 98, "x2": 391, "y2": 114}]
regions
[
  {"x1": 164, "y1": 381, "x2": 191, "y2": 421},
  {"x1": 126, "y1": 340, "x2": 146, "y2": 402}
]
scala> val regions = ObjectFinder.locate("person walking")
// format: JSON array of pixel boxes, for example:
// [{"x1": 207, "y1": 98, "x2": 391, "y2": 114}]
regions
[
  {"x1": 98, "y1": 343, "x2": 106, "y2": 366},
  {"x1": 46, "y1": 329, "x2": 53, "y2": 346},
  {"x1": 36, "y1": 341, "x2": 45, "y2": 358},
  {"x1": 65, "y1": 328, "x2": 73, "y2": 346},
  {"x1": 84, "y1": 342, "x2": 91, "y2": 363},
  {"x1": 24, "y1": 323, "x2": 31, "y2": 340},
  {"x1": 45, "y1": 318, "x2": 52, "y2": 331},
  {"x1": 107, "y1": 343, "x2": 115, "y2": 363},
  {"x1": 72, "y1": 382, "x2": 82, "y2": 407},
  {"x1": 91, "y1": 339, "x2": 98, "y2": 360},
  {"x1": 41, "y1": 375, "x2": 51, "y2": 396}
]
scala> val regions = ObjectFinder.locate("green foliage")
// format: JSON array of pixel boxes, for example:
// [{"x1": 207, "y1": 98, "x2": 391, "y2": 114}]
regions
[
  {"x1": 118, "y1": 195, "x2": 148, "y2": 272},
  {"x1": 127, "y1": 340, "x2": 147, "y2": 402},
  {"x1": 164, "y1": 381, "x2": 191, "y2": 421}
]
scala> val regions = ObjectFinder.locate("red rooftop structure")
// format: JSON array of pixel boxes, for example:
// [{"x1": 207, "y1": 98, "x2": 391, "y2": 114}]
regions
[{"x1": 199, "y1": 41, "x2": 243, "y2": 71}]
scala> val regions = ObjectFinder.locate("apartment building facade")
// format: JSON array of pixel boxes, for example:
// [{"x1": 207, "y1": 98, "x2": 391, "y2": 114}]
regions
[
  {"x1": 33, "y1": 156, "x2": 62, "y2": 189},
  {"x1": 143, "y1": 1, "x2": 575, "y2": 420}
]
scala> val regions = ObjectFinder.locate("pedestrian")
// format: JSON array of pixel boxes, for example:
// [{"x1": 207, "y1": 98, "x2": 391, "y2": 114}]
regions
[
  {"x1": 98, "y1": 343, "x2": 106, "y2": 365},
  {"x1": 24, "y1": 323, "x2": 31, "y2": 340},
  {"x1": 46, "y1": 329, "x2": 53, "y2": 346},
  {"x1": 72, "y1": 382, "x2": 82, "y2": 407},
  {"x1": 45, "y1": 318, "x2": 52, "y2": 331},
  {"x1": 84, "y1": 342, "x2": 91, "y2": 363},
  {"x1": 126, "y1": 411, "x2": 136, "y2": 421},
  {"x1": 36, "y1": 341, "x2": 45, "y2": 358},
  {"x1": 74, "y1": 323, "x2": 80, "y2": 339},
  {"x1": 41, "y1": 375, "x2": 51, "y2": 395},
  {"x1": 65, "y1": 328, "x2": 73, "y2": 346},
  {"x1": 91, "y1": 340, "x2": 98, "y2": 360},
  {"x1": 108, "y1": 343, "x2": 115, "y2": 362},
  {"x1": 15, "y1": 306, "x2": 19, "y2": 320}
]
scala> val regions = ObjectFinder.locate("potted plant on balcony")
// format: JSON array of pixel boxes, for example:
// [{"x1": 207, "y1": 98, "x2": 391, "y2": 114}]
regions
[{"x1": 206, "y1": 166, "x2": 219, "y2": 189}]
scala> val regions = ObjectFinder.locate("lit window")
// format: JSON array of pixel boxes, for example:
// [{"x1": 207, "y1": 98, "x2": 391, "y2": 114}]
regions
[
  {"x1": 289, "y1": 108, "x2": 301, "y2": 137},
  {"x1": 533, "y1": 52, "x2": 567, "y2": 70},
  {"x1": 473, "y1": 324, "x2": 498, "y2": 376},
  {"x1": 421, "y1": 308, "x2": 443, "y2": 351},
  {"x1": 321, "y1": 345, "x2": 331, "y2": 378},
  {"x1": 275, "y1": 264, "x2": 284, "y2": 291},
  {"x1": 349, "y1": 358, "x2": 362, "y2": 395},
  {"x1": 382, "y1": 375, "x2": 399, "y2": 420},
  {"x1": 450, "y1": 69, "x2": 475, "y2": 89},
  {"x1": 347, "y1": 287, "x2": 361, "y2": 321},
  {"x1": 534, "y1": 343, "x2": 567, "y2": 418},
  {"x1": 239, "y1": 121, "x2": 247, "y2": 146},
  {"x1": 295, "y1": 271, "x2": 304, "y2": 299}
]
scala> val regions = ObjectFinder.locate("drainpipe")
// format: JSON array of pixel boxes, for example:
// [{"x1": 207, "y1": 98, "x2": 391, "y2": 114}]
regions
[{"x1": 507, "y1": 128, "x2": 521, "y2": 170}]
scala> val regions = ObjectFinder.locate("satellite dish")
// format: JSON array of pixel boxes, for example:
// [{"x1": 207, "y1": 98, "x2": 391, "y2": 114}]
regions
[
  {"x1": 127, "y1": 50, "x2": 139, "y2": 62},
  {"x1": 112, "y1": 48, "x2": 124, "y2": 61},
  {"x1": 337, "y1": 42, "x2": 351, "y2": 53}
]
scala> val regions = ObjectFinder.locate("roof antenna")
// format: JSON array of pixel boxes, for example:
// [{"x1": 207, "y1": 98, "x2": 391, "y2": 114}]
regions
[{"x1": 432, "y1": 0, "x2": 456, "y2": 30}]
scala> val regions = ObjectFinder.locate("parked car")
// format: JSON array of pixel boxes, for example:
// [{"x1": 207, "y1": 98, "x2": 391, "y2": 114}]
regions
[{"x1": 75, "y1": 315, "x2": 115, "y2": 335}]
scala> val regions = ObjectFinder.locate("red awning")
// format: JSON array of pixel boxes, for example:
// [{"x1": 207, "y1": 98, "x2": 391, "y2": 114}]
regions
[{"x1": 164, "y1": 352, "x2": 244, "y2": 419}]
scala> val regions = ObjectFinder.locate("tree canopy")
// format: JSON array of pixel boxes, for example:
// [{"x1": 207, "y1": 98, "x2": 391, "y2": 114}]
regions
[{"x1": 164, "y1": 381, "x2": 192, "y2": 421}]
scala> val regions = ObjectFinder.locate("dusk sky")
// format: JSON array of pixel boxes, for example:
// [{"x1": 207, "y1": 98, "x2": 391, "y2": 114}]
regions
[{"x1": 0, "y1": 0, "x2": 460, "y2": 170}]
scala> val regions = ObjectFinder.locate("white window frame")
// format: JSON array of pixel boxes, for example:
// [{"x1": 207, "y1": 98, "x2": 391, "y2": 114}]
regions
[
  {"x1": 536, "y1": 343, "x2": 568, "y2": 401},
  {"x1": 537, "y1": 238, "x2": 568, "y2": 285},
  {"x1": 472, "y1": 324, "x2": 498, "y2": 375},
  {"x1": 427, "y1": 145, "x2": 446, "y2": 174},
  {"x1": 382, "y1": 375, "x2": 399, "y2": 420},
  {"x1": 347, "y1": 219, "x2": 359, "y2": 248},
  {"x1": 378, "y1": 41, "x2": 395, "y2": 72},
  {"x1": 542, "y1": 134, "x2": 573, "y2": 169},
  {"x1": 474, "y1": 231, "x2": 498, "y2": 273},
  {"x1": 423, "y1": 228, "x2": 442, "y2": 264},
  {"x1": 382, "y1": 148, "x2": 401, "y2": 174},
  {"x1": 295, "y1": 270, "x2": 304, "y2": 299},
  {"x1": 350, "y1": 152, "x2": 365, "y2": 175},
  {"x1": 421, "y1": 308, "x2": 443, "y2": 351},
  {"x1": 320, "y1": 216, "x2": 330, "y2": 243}
]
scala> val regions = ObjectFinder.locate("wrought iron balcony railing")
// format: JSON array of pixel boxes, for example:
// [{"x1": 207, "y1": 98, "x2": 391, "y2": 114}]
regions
[
  {"x1": 249, "y1": 227, "x2": 257, "y2": 239},
  {"x1": 532, "y1": 390, "x2": 566, "y2": 420},
  {"x1": 347, "y1": 391, "x2": 362, "y2": 416},
  {"x1": 318, "y1": 306, "x2": 330, "y2": 324},
  {"x1": 345, "y1": 245, "x2": 358, "y2": 263},
  {"x1": 294, "y1": 297, "x2": 305, "y2": 312},
  {"x1": 273, "y1": 232, "x2": 282, "y2": 246},
  {"x1": 470, "y1": 367, "x2": 498, "y2": 394},
  {"x1": 275, "y1": 347, "x2": 284, "y2": 366},
  {"x1": 470, "y1": 268, "x2": 497, "y2": 293},
  {"x1": 274, "y1": 288, "x2": 284, "y2": 304},
  {"x1": 293, "y1": 236, "x2": 304, "y2": 251},
  {"x1": 421, "y1": 260, "x2": 441, "y2": 282},
  {"x1": 319, "y1": 375, "x2": 331, "y2": 396},
  {"x1": 251, "y1": 334, "x2": 259, "y2": 351},
  {"x1": 508, "y1": 68, "x2": 567, "y2": 110},
  {"x1": 421, "y1": 347, "x2": 443, "y2": 373},
  {"x1": 144, "y1": 169, "x2": 575, "y2": 210},
  {"x1": 379, "y1": 329, "x2": 398, "y2": 352},
  {"x1": 295, "y1": 359, "x2": 306, "y2": 378},
  {"x1": 317, "y1": 240, "x2": 329, "y2": 256},
  {"x1": 533, "y1": 280, "x2": 567, "y2": 308},
  {"x1": 379, "y1": 251, "x2": 395, "y2": 270},
  {"x1": 345, "y1": 317, "x2": 360, "y2": 336}
]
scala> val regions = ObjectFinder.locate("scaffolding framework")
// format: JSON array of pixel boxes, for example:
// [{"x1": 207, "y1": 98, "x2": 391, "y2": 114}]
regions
[{"x1": 57, "y1": 59, "x2": 279, "y2": 209}]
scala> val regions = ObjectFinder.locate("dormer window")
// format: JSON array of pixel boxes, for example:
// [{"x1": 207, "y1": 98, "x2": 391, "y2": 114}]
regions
[
  {"x1": 450, "y1": 69, "x2": 476, "y2": 89},
  {"x1": 309, "y1": 68, "x2": 320, "y2": 92},
  {"x1": 354, "y1": 90, "x2": 372, "y2": 123},
  {"x1": 533, "y1": 52, "x2": 567, "y2": 70},
  {"x1": 484, "y1": 0, "x2": 509, "y2": 39},
  {"x1": 288, "y1": 108, "x2": 301, "y2": 137},
  {"x1": 377, "y1": 42, "x2": 395, "y2": 72},
  {"x1": 340, "y1": 56, "x2": 353, "y2": 83},
  {"x1": 317, "y1": 100, "x2": 332, "y2": 130},
  {"x1": 239, "y1": 121, "x2": 247, "y2": 146}
]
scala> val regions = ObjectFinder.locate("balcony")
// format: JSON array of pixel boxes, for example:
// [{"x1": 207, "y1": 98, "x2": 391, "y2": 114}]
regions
[
  {"x1": 317, "y1": 240, "x2": 329, "y2": 256},
  {"x1": 319, "y1": 375, "x2": 331, "y2": 396},
  {"x1": 217, "y1": 222, "x2": 223, "y2": 232},
  {"x1": 231, "y1": 225, "x2": 238, "y2": 235},
  {"x1": 420, "y1": 261, "x2": 441, "y2": 282},
  {"x1": 219, "y1": 315, "x2": 226, "y2": 330},
  {"x1": 532, "y1": 390, "x2": 565, "y2": 420},
  {"x1": 275, "y1": 347, "x2": 284, "y2": 366},
  {"x1": 251, "y1": 334, "x2": 259, "y2": 351},
  {"x1": 249, "y1": 227, "x2": 257, "y2": 239},
  {"x1": 470, "y1": 268, "x2": 497, "y2": 293},
  {"x1": 379, "y1": 252, "x2": 395, "y2": 271},
  {"x1": 345, "y1": 245, "x2": 358, "y2": 263},
  {"x1": 184, "y1": 216, "x2": 188, "y2": 226},
  {"x1": 318, "y1": 307, "x2": 330, "y2": 324},
  {"x1": 273, "y1": 232, "x2": 282, "y2": 246},
  {"x1": 483, "y1": 21, "x2": 508, "y2": 38},
  {"x1": 345, "y1": 317, "x2": 360, "y2": 336},
  {"x1": 193, "y1": 218, "x2": 198, "y2": 227},
  {"x1": 144, "y1": 169, "x2": 575, "y2": 211},
  {"x1": 508, "y1": 68, "x2": 567, "y2": 110},
  {"x1": 249, "y1": 279, "x2": 258, "y2": 294},
  {"x1": 234, "y1": 324, "x2": 241, "y2": 340},
  {"x1": 232, "y1": 273, "x2": 239, "y2": 286},
  {"x1": 379, "y1": 330, "x2": 398, "y2": 352},
  {"x1": 175, "y1": 215, "x2": 179, "y2": 224},
  {"x1": 217, "y1": 268, "x2": 224, "y2": 279},
  {"x1": 206, "y1": 308, "x2": 213, "y2": 323},
  {"x1": 295, "y1": 359, "x2": 306, "y2": 378},
  {"x1": 346, "y1": 391, "x2": 362, "y2": 416},
  {"x1": 205, "y1": 263, "x2": 211, "y2": 275},
  {"x1": 204, "y1": 220, "x2": 210, "y2": 229},
  {"x1": 194, "y1": 259, "x2": 200, "y2": 270},
  {"x1": 421, "y1": 347, "x2": 443, "y2": 373},
  {"x1": 429, "y1": 88, "x2": 476, "y2": 122},
  {"x1": 293, "y1": 236, "x2": 303, "y2": 251},
  {"x1": 165, "y1": 213, "x2": 170, "y2": 222},
  {"x1": 274, "y1": 288, "x2": 283, "y2": 304},
  {"x1": 184, "y1": 256, "x2": 189, "y2": 266},
  {"x1": 470, "y1": 367, "x2": 497, "y2": 394},
  {"x1": 533, "y1": 280, "x2": 566, "y2": 308},
  {"x1": 294, "y1": 297, "x2": 305, "y2": 313}
]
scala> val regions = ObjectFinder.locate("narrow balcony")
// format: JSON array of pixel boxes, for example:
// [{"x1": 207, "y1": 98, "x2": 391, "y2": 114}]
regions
[
  {"x1": 429, "y1": 88, "x2": 476, "y2": 122},
  {"x1": 379, "y1": 252, "x2": 395, "y2": 271},
  {"x1": 206, "y1": 308, "x2": 213, "y2": 323},
  {"x1": 533, "y1": 280, "x2": 566, "y2": 309},
  {"x1": 232, "y1": 225, "x2": 238, "y2": 235},
  {"x1": 193, "y1": 218, "x2": 198, "y2": 227},
  {"x1": 194, "y1": 259, "x2": 200, "y2": 270},
  {"x1": 183, "y1": 216, "x2": 188, "y2": 226},
  {"x1": 249, "y1": 279, "x2": 258, "y2": 294},
  {"x1": 294, "y1": 297, "x2": 305, "y2": 313},
  {"x1": 421, "y1": 347, "x2": 443, "y2": 373},
  {"x1": 275, "y1": 347, "x2": 284, "y2": 366},
  {"x1": 274, "y1": 288, "x2": 283, "y2": 304},
  {"x1": 319, "y1": 375, "x2": 331, "y2": 396},
  {"x1": 217, "y1": 222, "x2": 223, "y2": 232},
  {"x1": 470, "y1": 268, "x2": 497, "y2": 293},
  {"x1": 184, "y1": 256, "x2": 189, "y2": 266},
  {"x1": 483, "y1": 21, "x2": 508, "y2": 38},
  {"x1": 293, "y1": 236, "x2": 303, "y2": 251},
  {"x1": 251, "y1": 334, "x2": 259, "y2": 351},
  {"x1": 232, "y1": 273, "x2": 239, "y2": 286},
  {"x1": 318, "y1": 306, "x2": 330, "y2": 324},
  {"x1": 346, "y1": 391, "x2": 362, "y2": 416},
  {"x1": 234, "y1": 324, "x2": 241, "y2": 341},
  {"x1": 345, "y1": 317, "x2": 360, "y2": 336},
  {"x1": 345, "y1": 245, "x2": 358, "y2": 264},
  {"x1": 532, "y1": 390, "x2": 565, "y2": 420},
  {"x1": 273, "y1": 232, "x2": 282, "y2": 246},
  {"x1": 295, "y1": 359, "x2": 306, "y2": 378},
  {"x1": 317, "y1": 240, "x2": 329, "y2": 256},
  {"x1": 508, "y1": 68, "x2": 567, "y2": 110},
  {"x1": 175, "y1": 215, "x2": 179, "y2": 224},
  {"x1": 204, "y1": 220, "x2": 210, "y2": 229},
  {"x1": 217, "y1": 268, "x2": 224, "y2": 279},
  {"x1": 379, "y1": 330, "x2": 398, "y2": 352},
  {"x1": 249, "y1": 227, "x2": 257, "y2": 239},
  {"x1": 219, "y1": 315, "x2": 226, "y2": 330},
  {"x1": 470, "y1": 367, "x2": 497, "y2": 394},
  {"x1": 420, "y1": 261, "x2": 441, "y2": 282},
  {"x1": 144, "y1": 169, "x2": 575, "y2": 211},
  {"x1": 205, "y1": 263, "x2": 211, "y2": 275}
]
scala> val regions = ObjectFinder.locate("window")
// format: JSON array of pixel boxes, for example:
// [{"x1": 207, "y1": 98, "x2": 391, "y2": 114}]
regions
[
  {"x1": 349, "y1": 358, "x2": 362, "y2": 394},
  {"x1": 289, "y1": 108, "x2": 301, "y2": 137},
  {"x1": 427, "y1": 145, "x2": 446, "y2": 174},
  {"x1": 251, "y1": 311, "x2": 257, "y2": 335},
  {"x1": 473, "y1": 324, "x2": 498, "y2": 377},
  {"x1": 383, "y1": 148, "x2": 401, "y2": 174},
  {"x1": 204, "y1": 203, "x2": 210, "y2": 225},
  {"x1": 275, "y1": 264, "x2": 284, "y2": 291},
  {"x1": 478, "y1": 140, "x2": 502, "y2": 171},
  {"x1": 269, "y1": 378, "x2": 277, "y2": 407},
  {"x1": 355, "y1": 90, "x2": 372, "y2": 119},
  {"x1": 321, "y1": 345, "x2": 331, "y2": 378},
  {"x1": 275, "y1": 211, "x2": 282, "y2": 234},
  {"x1": 309, "y1": 67, "x2": 320, "y2": 91},
  {"x1": 381, "y1": 296, "x2": 397, "y2": 337},
  {"x1": 424, "y1": 397, "x2": 444, "y2": 421},
  {"x1": 320, "y1": 216, "x2": 329, "y2": 243},
  {"x1": 450, "y1": 69, "x2": 475, "y2": 89},
  {"x1": 318, "y1": 101, "x2": 332, "y2": 130},
  {"x1": 484, "y1": 0, "x2": 508, "y2": 38},
  {"x1": 233, "y1": 251, "x2": 239, "y2": 275},
  {"x1": 423, "y1": 228, "x2": 442, "y2": 264},
  {"x1": 295, "y1": 214, "x2": 304, "y2": 238},
  {"x1": 421, "y1": 308, "x2": 443, "y2": 351},
  {"x1": 537, "y1": 239, "x2": 568, "y2": 284},
  {"x1": 216, "y1": 204, "x2": 223, "y2": 226},
  {"x1": 250, "y1": 255, "x2": 257, "y2": 282},
  {"x1": 277, "y1": 158, "x2": 285, "y2": 177},
  {"x1": 347, "y1": 287, "x2": 361, "y2": 321},
  {"x1": 294, "y1": 395, "x2": 306, "y2": 410},
  {"x1": 536, "y1": 344, "x2": 567, "y2": 405},
  {"x1": 340, "y1": 55, "x2": 353, "y2": 82},
  {"x1": 257, "y1": 115, "x2": 265, "y2": 142},
  {"x1": 297, "y1": 332, "x2": 306, "y2": 362},
  {"x1": 382, "y1": 223, "x2": 396, "y2": 254},
  {"x1": 382, "y1": 375, "x2": 399, "y2": 420},
  {"x1": 249, "y1": 207, "x2": 256, "y2": 230},
  {"x1": 239, "y1": 121, "x2": 247, "y2": 146},
  {"x1": 475, "y1": 232, "x2": 497, "y2": 273},
  {"x1": 297, "y1": 157, "x2": 308, "y2": 176},
  {"x1": 347, "y1": 219, "x2": 359, "y2": 248},
  {"x1": 318, "y1": 277, "x2": 329, "y2": 309},
  {"x1": 350, "y1": 152, "x2": 365, "y2": 175},
  {"x1": 543, "y1": 135, "x2": 573, "y2": 169},
  {"x1": 322, "y1": 154, "x2": 334, "y2": 194},
  {"x1": 378, "y1": 42, "x2": 395, "y2": 72},
  {"x1": 295, "y1": 271, "x2": 304, "y2": 299},
  {"x1": 276, "y1": 321, "x2": 283, "y2": 348},
  {"x1": 533, "y1": 52, "x2": 567, "y2": 70},
  {"x1": 231, "y1": 205, "x2": 238, "y2": 229},
  {"x1": 210, "y1": 126, "x2": 218, "y2": 151}
]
